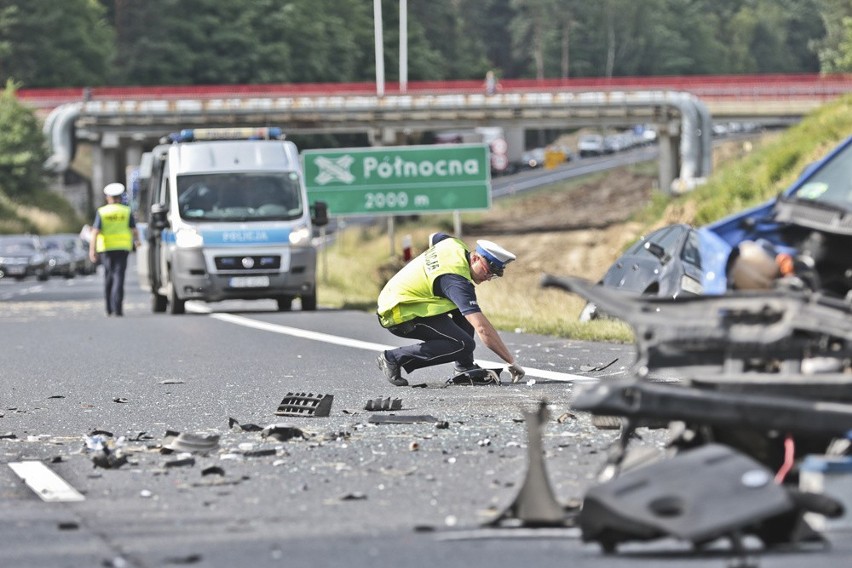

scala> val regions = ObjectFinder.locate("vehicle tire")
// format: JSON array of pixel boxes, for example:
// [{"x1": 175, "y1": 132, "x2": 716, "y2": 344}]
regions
[
  {"x1": 578, "y1": 301, "x2": 598, "y2": 322},
  {"x1": 592, "y1": 415, "x2": 623, "y2": 430},
  {"x1": 152, "y1": 293, "x2": 168, "y2": 313},
  {"x1": 167, "y1": 281, "x2": 185, "y2": 315},
  {"x1": 37, "y1": 272, "x2": 49, "y2": 282},
  {"x1": 300, "y1": 293, "x2": 317, "y2": 311},
  {"x1": 276, "y1": 295, "x2": 293, "y2": 311}
]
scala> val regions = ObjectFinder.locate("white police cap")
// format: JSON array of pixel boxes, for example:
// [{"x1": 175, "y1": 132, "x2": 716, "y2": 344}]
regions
[
  {"x1": 475, "y1": 239, "x2": 516, "y2": 276},
  {"x1": 103, "y1": 182, "x2": 125, "y2": 197}
]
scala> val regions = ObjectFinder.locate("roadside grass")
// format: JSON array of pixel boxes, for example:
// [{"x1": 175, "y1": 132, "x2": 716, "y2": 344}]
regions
[
  {"x1": 0, "y1": 186, "x2": 84, "y2": 235},
  {"x1": 317, "y1": 94, "x2": 852, "y2": 342}
]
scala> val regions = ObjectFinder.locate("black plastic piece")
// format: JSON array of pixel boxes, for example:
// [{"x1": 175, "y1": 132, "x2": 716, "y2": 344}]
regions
[{"x1": 275, "y1": 392, "x2": 333, "y2": 417}]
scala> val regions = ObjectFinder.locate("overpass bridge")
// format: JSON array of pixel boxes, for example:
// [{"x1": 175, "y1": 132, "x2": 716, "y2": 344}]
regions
[{"x1": 19, "y1": 73, "x2": 851, "y2": 215}]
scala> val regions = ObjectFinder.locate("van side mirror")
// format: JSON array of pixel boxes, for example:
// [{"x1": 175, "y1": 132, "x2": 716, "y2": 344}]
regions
[
  {"x1": 311, "y1": 200, "x2": 329, "y2": 227},
  {"x1": 150, "y1": 203, "x2": 169, "y2": 232}
]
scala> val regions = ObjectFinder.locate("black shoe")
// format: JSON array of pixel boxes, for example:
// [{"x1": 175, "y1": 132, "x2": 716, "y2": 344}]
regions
[
  {"x1": 377, "y1": 352, "x2": 407, "y2": 387},
  {"x1": 453, "y1": 362, "x2": 482, "y2": 374}
]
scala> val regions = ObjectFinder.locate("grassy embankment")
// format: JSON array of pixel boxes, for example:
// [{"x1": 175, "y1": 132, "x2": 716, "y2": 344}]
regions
[
  {"x1": 0, "y1": 187, "x2": 84, "y2": 235},
  {"x1": 317, "y1": 94, "x2": 852, "y2": 341}
]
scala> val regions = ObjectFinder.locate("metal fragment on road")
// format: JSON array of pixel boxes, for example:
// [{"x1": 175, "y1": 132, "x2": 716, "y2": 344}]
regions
[
  {"x1": 8, "y1": 461, "x2": 85, "y2": 502},
  {"x1": 364, "y1": 397, "x2": 402, "y2": 411}
]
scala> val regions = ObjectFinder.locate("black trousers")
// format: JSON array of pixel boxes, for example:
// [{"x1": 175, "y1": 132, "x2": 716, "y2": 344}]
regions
[
  {"x1": 101, "y1": 250, "x2": 129, "y2": 315},
  {"x1": 385, "y1": 310, "x2": 476, "y2": 373}
]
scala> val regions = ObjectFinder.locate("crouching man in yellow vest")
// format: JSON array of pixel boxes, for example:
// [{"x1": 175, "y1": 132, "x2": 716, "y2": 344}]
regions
[
  {"x1": 376, "y1": 232, "x2": 525, "y2": 386},
  {"x1": 88, "y1": 183, "x2": 140, "y2": 317}
]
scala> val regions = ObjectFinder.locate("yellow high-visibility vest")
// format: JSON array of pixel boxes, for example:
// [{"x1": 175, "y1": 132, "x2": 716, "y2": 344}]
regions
[
  {"x1": 377, "y1": 238, "x2": 472, "y2": 327},
  {"x1": 95, "y1": 203, "x2": 133, "y2": 252}
]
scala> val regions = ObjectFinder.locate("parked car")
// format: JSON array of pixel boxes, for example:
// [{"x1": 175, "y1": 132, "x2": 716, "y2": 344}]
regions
[
  {"x1": 577, "y1": 134, "x2": 606, "y2": 157},
  {"x1": 44, "y1": 234, "x2": 94, "y2": 275},
  {"x1": 579, "y1": 224, "x2": 731, "y2": 321},
  {"x1": 0, "y1": 235, "x2": 50, "y2": 281},
  {"x1": 42, "y1": 237, "x2": 77, "y2": 278}
]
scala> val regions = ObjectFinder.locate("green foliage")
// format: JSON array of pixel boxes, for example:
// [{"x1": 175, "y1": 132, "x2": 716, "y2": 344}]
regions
[
  {"x1": 0, "y1": 81, "x2": 48, "y2": 196},
  {"x1": 0, "y1": 0, "x2": 843, "y2": 87},
  {"x1": 0, "y1": 0, "x2": 112, "y2": 88}
]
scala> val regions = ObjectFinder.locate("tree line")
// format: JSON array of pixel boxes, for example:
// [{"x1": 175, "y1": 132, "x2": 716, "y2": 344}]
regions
[{"x1": 2, "y1": 0, "x2": 852, "y2": 90}]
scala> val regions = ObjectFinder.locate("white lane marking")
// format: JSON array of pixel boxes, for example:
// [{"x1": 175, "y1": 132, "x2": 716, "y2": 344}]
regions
[
  {"x1": 205, "y1": 311, "x2": 594, "y2": 383},
  {"x1": 8, "y1": 461, "x2": 85, "y2": 502}
]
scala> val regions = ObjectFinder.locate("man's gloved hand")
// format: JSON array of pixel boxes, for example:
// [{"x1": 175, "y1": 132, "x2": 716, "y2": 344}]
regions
[{"x1": 507, "y1": 363, "x2": 526, "y2": 383}]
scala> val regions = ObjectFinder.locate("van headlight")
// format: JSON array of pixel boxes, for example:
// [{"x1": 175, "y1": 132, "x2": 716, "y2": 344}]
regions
[
  {"x1": 175, "y1": 228, "x2": 204, "y2": 248},
  {"x1": 289, "y1": 225, "x2": 311, "y2": 246}
]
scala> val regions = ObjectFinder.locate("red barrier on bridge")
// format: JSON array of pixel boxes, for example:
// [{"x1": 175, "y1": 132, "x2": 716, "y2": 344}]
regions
[{"x1": 16, "y1": 73, "x2": 852, "y2": 109}]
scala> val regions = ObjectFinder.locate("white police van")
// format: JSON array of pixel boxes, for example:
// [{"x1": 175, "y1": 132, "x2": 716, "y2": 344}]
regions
[{"x1": 136, "y1": 127, "x2": 328, "y2": 314}]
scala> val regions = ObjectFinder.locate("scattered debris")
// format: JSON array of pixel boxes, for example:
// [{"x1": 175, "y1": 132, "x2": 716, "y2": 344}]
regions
[
  {"x1": 201, "y1": 466, "x2": 224, "y2": 476},
  {"x1": 339, "y1": 492, "x2": 367, "y2": 501},
  {"x1": 244, "y1": 448, "x2": 277, "y2": 458},
  {"x1": 368, "y1": 415, "x2": 440, "y2": 424},
  {"x1": 57, "y1": 521, "x2": 79, "y2": 530},
  {"x1": 0, "y1": 432, "x2": 16, "y2": 439},
  {"x1": 556, "y1": 412, "x2": 576, "y2": 423},
  {"x1": 446, "y1": 368, "x2": 502, "y2": 386},
  {"x1": 164, "y1": 456, "x2": 196, "y2": 468},
  {"x1": 47, "y1": 395, "x2": 65, "y2": 399},
  {"x1": 112, "y1": 397, "x2": 129, "y2": 403},
  {"x1": 261, "y1": 424, "x2": 304, "y2": 441},
  {"x1": 162, "y1": 431, "x2": 220, "y2": 453},
  {"x1": 579, "y1": 358, "x2": 618, "y2": 372},
  {"x1": 364, "y1": 397, "x2": 402, "y2": 411},
  {"x1": 276, "y1": 392, "x2": 333, "y2": 417},
  {"x1": 160, "y1": 379, "x2": 184, "y2": 384},
  {"x1": 228, "y1": 417, "x2": 263, "y2": 432}
]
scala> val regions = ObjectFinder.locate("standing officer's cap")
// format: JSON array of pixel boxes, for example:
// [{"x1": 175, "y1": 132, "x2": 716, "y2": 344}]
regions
[{"x1": 104, "y1": 182, "x2": 125, "y2": 196}]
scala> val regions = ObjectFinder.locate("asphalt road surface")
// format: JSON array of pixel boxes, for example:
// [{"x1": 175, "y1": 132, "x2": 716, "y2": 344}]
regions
[{"x1": 1, "y1": 262, "x2": 849, "y2": 568}]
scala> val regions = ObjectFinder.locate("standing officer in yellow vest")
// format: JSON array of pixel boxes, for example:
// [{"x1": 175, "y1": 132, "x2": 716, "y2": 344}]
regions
[
  {"x1": 88, "y1": 183, "x2": 140, "y2": 317},
  {"x1": 376, "y1": 232, "x2": 526, "y2": 386}
]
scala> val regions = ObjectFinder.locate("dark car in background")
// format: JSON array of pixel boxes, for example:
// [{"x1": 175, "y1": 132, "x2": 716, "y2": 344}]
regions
[
  {"x1": 579, "y1": 224, "x2": 731, "y2": 321},
  {"x1": 43, "y1": 234, "x2": 95, "y2": 275},
  {"x1": 42, "y1": 237, "x2": 77, "y2": 279},
  {"x1": 0, "y1": 235, "x2": 50, "y2": 281}
]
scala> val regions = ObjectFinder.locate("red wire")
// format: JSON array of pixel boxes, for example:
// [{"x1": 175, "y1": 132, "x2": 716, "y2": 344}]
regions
[{"x1": 775, "y1": 434, "x2": 795, "y2": 483}]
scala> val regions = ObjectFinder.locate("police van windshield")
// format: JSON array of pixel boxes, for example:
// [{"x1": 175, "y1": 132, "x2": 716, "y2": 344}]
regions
[{"x1": 176, "y1": 173, "x2": 303, "y2": 221}]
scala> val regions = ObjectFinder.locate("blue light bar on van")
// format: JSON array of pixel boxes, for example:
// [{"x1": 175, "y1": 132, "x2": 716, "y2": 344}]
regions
[{"x1": 167, "y1": 127, "x2": 285, "y2": 143}]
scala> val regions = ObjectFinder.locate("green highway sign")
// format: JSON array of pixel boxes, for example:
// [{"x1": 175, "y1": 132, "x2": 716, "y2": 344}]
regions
[{"x1": 302, "y1": 144, "x2": 491, "y2": 216}]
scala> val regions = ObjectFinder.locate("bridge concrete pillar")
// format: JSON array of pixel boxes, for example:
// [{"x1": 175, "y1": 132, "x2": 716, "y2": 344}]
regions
[
  {"x1": 657, "y1": 121, "x2": 680, "y2": 194},
  {"x1": 125, "y1": 143, "x2": 143, "y2": 169},
  {"x1": 503, "y1": 127, "x2": 525, "y2": 163}
]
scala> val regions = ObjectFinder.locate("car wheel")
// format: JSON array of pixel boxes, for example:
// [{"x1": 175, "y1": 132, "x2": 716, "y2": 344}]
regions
[
  {"x1": 167, "y1": 281, "x2": 185, "y2": 315},
  {"x1": 37, "y1": 272, "x2": 49, "y2": 281},
  {"x1": 152, "y1": 293, "x2": 168, "y2": 313},
  {"x1": 300, "y1": 293, "x2": 317, "y2": 311},
  {"x1": 276, "y1": 295, "x2": 293, "y2": 311}
]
